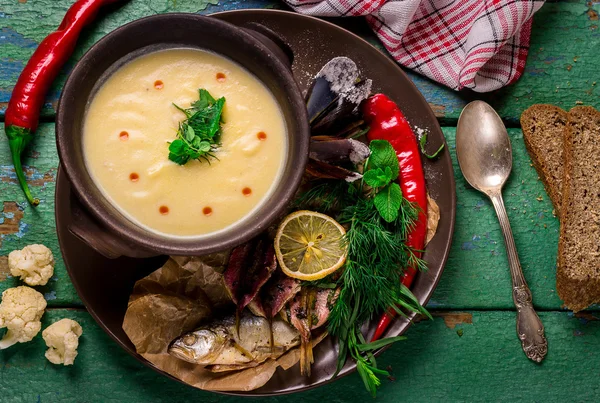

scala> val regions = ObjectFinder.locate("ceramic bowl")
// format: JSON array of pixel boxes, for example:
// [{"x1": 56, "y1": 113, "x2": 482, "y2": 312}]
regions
[{"x1": 56, "y1": 13, "x2": 310, "y2": 258}]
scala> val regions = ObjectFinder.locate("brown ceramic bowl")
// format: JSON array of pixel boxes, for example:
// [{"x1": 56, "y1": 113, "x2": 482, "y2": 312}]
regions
[{"x1": 56, "y1": 13, "x2": 310, "y2": 258}]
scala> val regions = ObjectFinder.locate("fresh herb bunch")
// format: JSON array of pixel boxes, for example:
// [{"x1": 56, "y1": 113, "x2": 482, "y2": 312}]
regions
[
  {"x1": 302, "y1": 140, "x2": 430, "y2": 397},
  {"x1": 168, "y1": 89, "x2": 225, "y2": 165}
]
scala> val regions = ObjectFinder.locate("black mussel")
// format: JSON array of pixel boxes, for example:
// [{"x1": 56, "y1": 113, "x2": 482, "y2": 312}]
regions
[
  {"x1": 306, "y1": 159, "x2": 363, "y2": 182},
  {"x1": 309, "y1": 138, "x2": 370, "y2": 166},
  {"x1": 306, "y1": 57, "x2": 372, "y2": 136}
]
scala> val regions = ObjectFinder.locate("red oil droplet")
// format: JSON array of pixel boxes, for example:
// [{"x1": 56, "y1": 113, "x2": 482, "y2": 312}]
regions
[
  {"x1": 216, "y1": 72, "x2": 226, "y2": 82},
  {"x1": 159, "y1": 206, "x2": 169, "y2": 215},
  {"x1": 154, "y1": 80, "x2": 164, "y2": 89},
  {"x1": 203, "y1": 207, "x2": 213, "y2": 216},
  {"x1": 119, "y1": 131, "x2": 129, "y2": 141},
  {"x1": 129, "y1": 173, "x2": 139, "y2": 182},
  {"x1": 242, "y1": 187, "x2": 252, "y2": 196},
  {"x1": 257, "y1": 131, "x2": 267, "y2": 141}
]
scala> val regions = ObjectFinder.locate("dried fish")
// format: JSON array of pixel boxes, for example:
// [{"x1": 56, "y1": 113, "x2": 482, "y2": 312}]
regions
[
  {"x1": 261, "y1": 270, "x2": 302, "y2": 318},
  {"x1": 168, "y1": 311, "x2": 300, "y2": 367},
  {"x1": 206, "y1": 362, "x2": 260, "y2": 373},
  {"x1": 239, "y1": 238, "x2": 277, "y2": 310},
  {"x1": 283, "y1": 287, "x2": 340, "y2": 376},
  {"x1": 246, "y1": 298, "x2": 266, "y2": 318},
  {"x1": 223, "y1": 236, "x2": 277, "y2": 312},
  {"x1": 222, "y1": 242, "x2": 253, "y2": 306}
]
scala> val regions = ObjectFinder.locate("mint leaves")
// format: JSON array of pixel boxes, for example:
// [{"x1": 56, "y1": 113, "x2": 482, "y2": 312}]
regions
[
  {"x1": 365, "y1": 140, "x2": 403, "y2": 222},
  {"x1": 373, "y1": 182, "x2": 403, "y2": 223},
  {"x1": 168, "y1": 89, "x2": 225, "y2": 165},
  {"x1": 363, "y1": 166, "x2": 394, "y2": 188},
  {"x1": 368, "y1": 140, "x2": 399, "y2": 180}
]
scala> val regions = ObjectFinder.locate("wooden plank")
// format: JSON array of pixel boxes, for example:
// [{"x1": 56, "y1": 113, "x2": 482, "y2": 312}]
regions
[
  {"x1": 0, "y1": 123, "x2": 564, "y2": 310},
  {"x1": 1, "y1": 309, "x2": 598, "y2": 401},
  {"x1": 0, "y1": 124, "x2": 81, "y2": 306},
  {"x1": 1, "y1": 1, "x2": 598, "y2": 123}
]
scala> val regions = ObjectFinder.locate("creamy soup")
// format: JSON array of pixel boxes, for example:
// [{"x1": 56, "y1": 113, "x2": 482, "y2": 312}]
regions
[{"x1": 83, "y1": 49, "x2": 287, "y2": 237}]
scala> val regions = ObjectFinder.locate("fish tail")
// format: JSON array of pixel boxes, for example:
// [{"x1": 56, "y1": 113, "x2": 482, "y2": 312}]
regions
[
  {"x1": 268, "y1": 317, "x2": 274, "y2": 354},
  {"x1": 299, "y1": 337, "x2": 314, "y2": 377}
]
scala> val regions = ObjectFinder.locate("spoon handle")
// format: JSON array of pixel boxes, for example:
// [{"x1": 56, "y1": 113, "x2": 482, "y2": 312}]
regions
[{"x1": 489, "y1": 190, "x2": 548, "y2": 363}]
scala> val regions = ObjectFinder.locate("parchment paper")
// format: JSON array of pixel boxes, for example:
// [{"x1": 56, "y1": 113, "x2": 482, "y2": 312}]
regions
[{"x1": 426, "y1": 194, "x2": 440, "y2": 246}]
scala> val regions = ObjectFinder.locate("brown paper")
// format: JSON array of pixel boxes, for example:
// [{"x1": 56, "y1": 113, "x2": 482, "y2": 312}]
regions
[
  {"x1": 122, "y1": 252, "x2": 319, "y2": 392},
  {"x1": 425, "y1": 194, "x2": 441, "y2": 246}
]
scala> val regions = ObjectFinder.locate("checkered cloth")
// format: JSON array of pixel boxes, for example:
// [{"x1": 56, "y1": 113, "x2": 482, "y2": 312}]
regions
[{"x1": 284, "y1": 0, "x2": 545, "y2": 92}]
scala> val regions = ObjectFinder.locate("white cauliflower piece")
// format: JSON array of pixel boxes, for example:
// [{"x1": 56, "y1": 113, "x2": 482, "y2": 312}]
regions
[
  {"x1": 0, "y1": 286, "x2": 47, "y2": 349},
  {"x1": 8, "y1": 244, "x2": 55, "y2": 286},
  {"x1": 42, "y1": 318, "x2": 83, "y2": 365}
]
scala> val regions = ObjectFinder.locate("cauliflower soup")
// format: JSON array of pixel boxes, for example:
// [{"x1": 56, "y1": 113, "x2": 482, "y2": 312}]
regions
[{"x1": 83, "y1": 48, "x2": 287, "y2": 237}]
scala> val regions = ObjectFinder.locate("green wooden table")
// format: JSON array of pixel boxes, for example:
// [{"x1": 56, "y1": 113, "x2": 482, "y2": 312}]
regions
[{"x1": 1, "y1": 1, "x2": 599, "y2": 401}]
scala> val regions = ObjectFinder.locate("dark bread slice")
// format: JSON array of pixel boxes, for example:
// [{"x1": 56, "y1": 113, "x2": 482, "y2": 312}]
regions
[
  {"x1": 520, "y1": 104, "x2": 568, "y2": 215},
  {"x1": 556, "y1": 106, "x2": 600, "y2": 312}
]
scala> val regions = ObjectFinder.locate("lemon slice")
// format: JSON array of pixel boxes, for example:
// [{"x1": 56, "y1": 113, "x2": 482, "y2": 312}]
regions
[{"x1": 274, "y1": 210, "x2": 347, "y2": 281}]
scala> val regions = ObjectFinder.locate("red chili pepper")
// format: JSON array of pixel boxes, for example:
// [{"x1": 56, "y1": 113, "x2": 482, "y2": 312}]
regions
[
  {"x1": 4, "y1": 0, "x2": 124, "y2": 206},
  {"x1": 363, "y1": 93, "x2": 428, "y2": 341}
]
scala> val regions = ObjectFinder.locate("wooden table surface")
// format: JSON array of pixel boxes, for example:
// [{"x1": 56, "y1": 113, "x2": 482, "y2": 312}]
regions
[{"x1": 1, "y1": 1, "x2": 599, "y2": 401}]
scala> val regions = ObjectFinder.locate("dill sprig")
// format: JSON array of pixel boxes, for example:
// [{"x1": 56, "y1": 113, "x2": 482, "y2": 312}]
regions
[
  {"x1": 328, "y1": 197, "x2": 431, "y2": 397},
  {"x1": 293, "y1": 179, "x2": 352, "y2": 214}
]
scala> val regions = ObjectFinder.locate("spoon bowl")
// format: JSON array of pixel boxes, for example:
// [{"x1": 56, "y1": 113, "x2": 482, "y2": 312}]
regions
[{"x1": 456, "y1": 100, "x2": 512, "y2": 192}]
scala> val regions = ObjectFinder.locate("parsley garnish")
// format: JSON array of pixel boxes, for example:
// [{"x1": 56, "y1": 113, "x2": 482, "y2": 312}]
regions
[{"x1": 168, "y1": 89, "x2": 225, "y2": 165}]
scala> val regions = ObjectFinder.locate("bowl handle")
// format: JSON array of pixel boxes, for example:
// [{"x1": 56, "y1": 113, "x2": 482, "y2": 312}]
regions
[
  {"x1": 242, "y1": 23, "x2": 294, "y2": 69},
  {"x1": 68, "y1": 192, "x2": 158, "y2": 259}
]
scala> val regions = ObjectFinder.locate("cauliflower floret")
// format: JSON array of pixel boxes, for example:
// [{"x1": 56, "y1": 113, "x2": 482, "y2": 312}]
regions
[
  {"x1": 42, "y1": 318, "x2": 83, "y2": 365},
  {"x1": 8, "y1": 244, "x2": 55, "y2": 286},
  {"x1": 0, "y1": 286, "x2": 47, "y2": 349}
]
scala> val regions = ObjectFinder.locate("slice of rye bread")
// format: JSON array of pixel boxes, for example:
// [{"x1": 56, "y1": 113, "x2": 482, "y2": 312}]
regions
[
  {"x1": 556, "y1": 106, "x2": 600, "y2": 312},
  {"x1": 520, "y1": 104, "x2": 568, "y2": 215}
]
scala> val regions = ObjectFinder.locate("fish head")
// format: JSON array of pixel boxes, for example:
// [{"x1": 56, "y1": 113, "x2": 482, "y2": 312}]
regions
[{"x1": 168, "y1": 328, "x2": 226, "y2": 365}]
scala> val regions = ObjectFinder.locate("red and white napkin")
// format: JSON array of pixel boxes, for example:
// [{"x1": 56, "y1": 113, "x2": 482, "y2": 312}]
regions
[{"x1": 284, "y1": 0, "x2": 545, "y2": 92}]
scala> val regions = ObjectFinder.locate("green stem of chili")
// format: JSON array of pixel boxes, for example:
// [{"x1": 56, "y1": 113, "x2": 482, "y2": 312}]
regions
[{"x1": 5, "y1": 126, "x2": 39, "y2": 206}]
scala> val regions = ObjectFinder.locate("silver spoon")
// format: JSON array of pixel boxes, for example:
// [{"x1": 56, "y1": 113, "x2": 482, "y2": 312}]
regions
[{"x1": 456, "y1": 100, "x2": 547, "y2": 363}]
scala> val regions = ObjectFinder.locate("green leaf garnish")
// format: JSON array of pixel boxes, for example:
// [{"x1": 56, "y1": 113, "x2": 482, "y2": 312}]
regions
[
  {"x1": 374, "y1": 182, "x2": 402, "y2": 223},
  {"x1": 192, "y1": 88, "x2": 216, "y2": 110},
  {"x1": 419, "y1": 132, "x2": 445, "y2": 159},
  {"x1": 185, "y1": 125, "x2": 195, "y2": 142},
  {"x1": 363, "y1": 166, "x2": 393, "y2": 188},
  {"x1": 168, "y1": 88, "x2": 225, "y2": 165},
  {"x1": 355, "y1": 335, "x2": 407, "y2": 352},
  {"x1": 367, "y1": 140, "x2": 399, "y2": 180}
]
